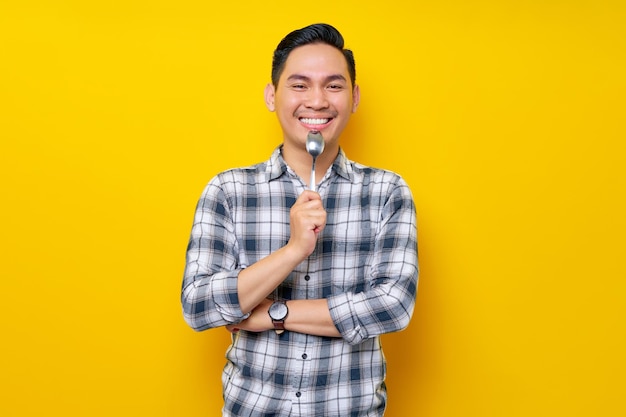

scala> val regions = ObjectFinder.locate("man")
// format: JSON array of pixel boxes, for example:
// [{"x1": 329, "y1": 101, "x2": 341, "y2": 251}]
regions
[{"x1": 182, "y1": 23, "x2": 418, "y2": 416}]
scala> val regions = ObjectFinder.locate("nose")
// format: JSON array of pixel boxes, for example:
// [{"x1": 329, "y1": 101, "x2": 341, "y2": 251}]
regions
[{"x1": 305, "y1": 87, "x2": 329, "y2": 110}]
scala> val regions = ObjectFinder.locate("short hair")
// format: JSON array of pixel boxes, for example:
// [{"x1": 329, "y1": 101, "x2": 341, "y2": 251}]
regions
[{"x1": 271, "y1": 23, "x2": 356, "y2": 87}]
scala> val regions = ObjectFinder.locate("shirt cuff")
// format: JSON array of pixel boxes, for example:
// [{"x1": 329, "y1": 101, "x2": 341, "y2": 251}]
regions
[
  {"x1": 327, "y1": 292, "x2": 366, "y2": 345},
  {"x1": 213, "y1": 270, "x2": 250, "y2": 323}
]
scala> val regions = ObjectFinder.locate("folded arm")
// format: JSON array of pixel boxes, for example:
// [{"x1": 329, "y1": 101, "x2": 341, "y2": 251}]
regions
[{"x1": 182, "y1": 176, "x2": 418, "y2": 342}]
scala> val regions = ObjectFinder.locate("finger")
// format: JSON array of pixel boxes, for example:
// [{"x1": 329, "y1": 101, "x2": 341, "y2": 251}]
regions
[
  {"x1": 225, "y1": 325, "x2": 240, "y2": 334},
  {"x1": 297, "y1": 189, "x2": 322, "y2": 204},
  {"x1": 293, "y1": 196, "x2": 325, "y2": 215}
]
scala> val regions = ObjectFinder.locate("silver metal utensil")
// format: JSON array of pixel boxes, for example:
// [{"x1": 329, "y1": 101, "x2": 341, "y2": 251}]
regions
[{"x1": 305, "y1": 131, "x2": 325, "y2": 191}]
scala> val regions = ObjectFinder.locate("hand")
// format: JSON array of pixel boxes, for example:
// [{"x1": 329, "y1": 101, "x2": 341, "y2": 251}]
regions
[
  {"x1": 226, "y1": 298, "x2": 274, "y2": 334},
  {"x1": 287, "y1": 190, "x2": 326, "y2": 258}
]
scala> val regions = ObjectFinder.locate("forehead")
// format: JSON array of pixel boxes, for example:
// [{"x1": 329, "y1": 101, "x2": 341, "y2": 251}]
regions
[{"x1": 280, "y1": 43, "x2": 350, "y2": 81}]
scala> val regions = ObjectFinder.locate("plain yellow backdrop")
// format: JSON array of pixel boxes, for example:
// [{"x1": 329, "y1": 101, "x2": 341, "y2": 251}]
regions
[{"x1": 1, "y1": 1, "x2": 624, "y2": 416}]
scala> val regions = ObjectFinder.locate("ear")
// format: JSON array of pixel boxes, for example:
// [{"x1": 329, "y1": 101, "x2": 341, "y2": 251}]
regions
[
  {"x1": 264, "y1": 83, "x2": 276, "y2": 112},
  {"x1": 351, "y1": 84, "x2": 360, "y2": 113}
]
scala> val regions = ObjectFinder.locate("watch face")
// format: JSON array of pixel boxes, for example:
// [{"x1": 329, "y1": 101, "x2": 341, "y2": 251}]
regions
[{"x1": 269, "y1": 302, "x2": 288, "y2": 320}]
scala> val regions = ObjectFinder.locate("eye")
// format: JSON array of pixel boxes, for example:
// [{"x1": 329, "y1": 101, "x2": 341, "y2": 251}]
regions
[
  {"x1": 327, "y1": 84, "x2": 344, "y2": 90},
  {"x1": 290, "y1": 84, "x2": 307, "y2": 90}
]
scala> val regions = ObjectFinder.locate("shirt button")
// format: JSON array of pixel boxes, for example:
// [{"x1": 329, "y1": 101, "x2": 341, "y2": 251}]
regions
[
  {"x1": 296, "y1": 392, "x2": 301, "y2": 398},
  {"x1": 302, "y1": 353, "x2": 308, "y2": 359},
  {"x1": 304, "y1": 275, "x2": 311, "y2": 281}
]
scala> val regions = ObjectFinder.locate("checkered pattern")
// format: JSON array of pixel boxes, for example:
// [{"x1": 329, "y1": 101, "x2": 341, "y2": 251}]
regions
[{"x1": 182, "y1": 146, "x2": 418, "y2": 416}]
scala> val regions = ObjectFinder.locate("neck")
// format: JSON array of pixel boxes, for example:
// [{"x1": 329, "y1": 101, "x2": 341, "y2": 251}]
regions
[{"x1": 282, "y1": 143, "x2": 338, "y2": 187}]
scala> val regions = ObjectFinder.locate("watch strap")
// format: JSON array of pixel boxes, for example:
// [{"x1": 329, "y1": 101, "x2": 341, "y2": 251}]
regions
[{"x1": 273, "y1": 320, "x2": 285, "y2": 334}]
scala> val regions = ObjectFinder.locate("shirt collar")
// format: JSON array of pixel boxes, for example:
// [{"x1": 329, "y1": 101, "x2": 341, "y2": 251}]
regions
[{"x1": 266, "y1": 145, "x2": 354, "y2": 183}]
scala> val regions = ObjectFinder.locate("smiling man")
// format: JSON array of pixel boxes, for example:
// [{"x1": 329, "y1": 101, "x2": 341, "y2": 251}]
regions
[{"x1": 182, "y1": 23, "x2": 419, "y2": 416}]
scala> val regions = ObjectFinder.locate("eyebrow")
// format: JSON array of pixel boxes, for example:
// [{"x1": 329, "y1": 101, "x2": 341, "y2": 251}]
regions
[{"x1": 286, "y1": 74, "x2": 348, "y2": 83}]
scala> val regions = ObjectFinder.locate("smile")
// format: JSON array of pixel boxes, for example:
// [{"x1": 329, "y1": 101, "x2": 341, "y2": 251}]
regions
[{"x1": 299, "y1": 118, "x2": 331, "y2": 125}]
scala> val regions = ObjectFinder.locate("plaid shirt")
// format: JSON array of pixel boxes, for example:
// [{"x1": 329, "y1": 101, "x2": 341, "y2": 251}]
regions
[{"x1": 182, "y1": 146, "x2": 418, "y2": 416}]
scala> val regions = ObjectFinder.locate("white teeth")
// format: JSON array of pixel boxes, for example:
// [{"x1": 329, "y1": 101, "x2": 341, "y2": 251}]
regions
[{"x1": 300, "y1": 118, "x2": 329, "y2": 125}]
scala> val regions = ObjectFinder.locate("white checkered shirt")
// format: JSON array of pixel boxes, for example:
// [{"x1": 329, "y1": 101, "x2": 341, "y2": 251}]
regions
[{"x1": 182, "y1": 146, "x2": 419, "y2": 416}]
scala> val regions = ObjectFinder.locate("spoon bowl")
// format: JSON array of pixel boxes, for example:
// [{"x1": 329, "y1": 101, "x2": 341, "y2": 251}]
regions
[
  {"x1": 306, "y1": 131, "x2": 325, "y2": 158},
  {"x1": 306, "y1": 131, "x2": 325, "y2": 191}
]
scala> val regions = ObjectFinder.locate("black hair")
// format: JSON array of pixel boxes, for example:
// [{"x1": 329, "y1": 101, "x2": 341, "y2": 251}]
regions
[{"x1": 271, "y1": 23, "x2": 356, "y2": 87}]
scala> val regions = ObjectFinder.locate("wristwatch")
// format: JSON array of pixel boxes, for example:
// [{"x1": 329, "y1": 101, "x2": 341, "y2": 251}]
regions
[{"x1": 268, "y1": 300, "x2": 289, "y2": 334}]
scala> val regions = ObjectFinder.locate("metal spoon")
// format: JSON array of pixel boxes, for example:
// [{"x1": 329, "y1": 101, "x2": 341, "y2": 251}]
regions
[{"x1": 306, "y1": 131, "x2": 325, "y2": 191}]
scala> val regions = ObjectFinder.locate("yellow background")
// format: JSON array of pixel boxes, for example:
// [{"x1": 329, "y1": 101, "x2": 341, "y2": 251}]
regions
[{"x1": 1, "y1": 1, "x2": 624, "y2": 416}]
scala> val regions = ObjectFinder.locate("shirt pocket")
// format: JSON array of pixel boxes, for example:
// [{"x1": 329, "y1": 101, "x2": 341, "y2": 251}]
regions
[{"x1": 329, "y1": 222, "x2": 375, "y2": 293}]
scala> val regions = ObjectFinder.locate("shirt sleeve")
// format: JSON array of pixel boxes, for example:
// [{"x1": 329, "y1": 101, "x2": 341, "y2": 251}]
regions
[
  {"x1": 327, "y1": 177, "x2": 419, "y2": 345},
  {"x1": 181, "y1": 178, "x2": 249, "y2": 331}
]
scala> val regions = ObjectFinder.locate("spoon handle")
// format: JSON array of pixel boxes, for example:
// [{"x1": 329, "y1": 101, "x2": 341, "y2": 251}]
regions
[{"x1": 310, "y1": 158, "x2": 316, "y2": 192}]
